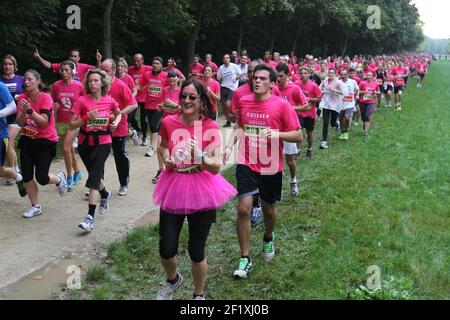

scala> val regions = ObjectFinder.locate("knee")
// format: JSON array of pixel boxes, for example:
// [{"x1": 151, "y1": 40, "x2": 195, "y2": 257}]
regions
[
  {"x1": 237, "y1": 202, "x2": 251, "y2": 218},
  {"x1": 36, "y1": 174, "x2": 50, "y2": 186},
  {"x1": 188, "y1": 248, "x2": 205, "y2": 263},
  {"x1": 160, "y1": 244, "x2": 177, "y2": 260}
]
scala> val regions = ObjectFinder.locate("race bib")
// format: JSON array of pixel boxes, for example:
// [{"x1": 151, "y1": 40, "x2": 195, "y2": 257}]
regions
[
  {"x1": 148, "y1": 86, "x2": 161, "y2": 94},
  {"x1": 376, "y1": 79, "x2": 383, "y2": 85},
  {"x1": 22, "y1": 126, "x2": 39, "y2": 138},
  {"x1": 176, "y1": 165, "x2": 202, "y2": 174},
  {"x1": 86, "y1": 117, "x2": 109, "y2": 131},
  {"x1": 343, "y1": 95, "x2": 354, "y2": 102},
  {"x1": 363, "y1": 93, "x2": 374, "y2": 101},
  {"x1": 243, "y1": 125, "x2": 269, "y2": 137},
  {"x1": 162, "y1": 103, "x2": 178, "y2": 113}
]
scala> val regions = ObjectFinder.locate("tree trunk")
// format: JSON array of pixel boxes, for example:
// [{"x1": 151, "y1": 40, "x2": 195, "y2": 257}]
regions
[
  {"x1": 268, "y1": 12, "x2": 279, "y2": 52},
  {"x1": 340, "y1": 37, "x2": 348, "y2": 57},
  {"x1": 291, "y1": 28, "x2": 301, "y2": 53},
  {"x1": 185, "y1": 3, "x2": 206, "y2": 75},
  {"x1": 236, "y1": 16, "x2": 245, "y2": 55},
  {"x1": 103, "y1": 0, "x2": 114, "y2": 59}
]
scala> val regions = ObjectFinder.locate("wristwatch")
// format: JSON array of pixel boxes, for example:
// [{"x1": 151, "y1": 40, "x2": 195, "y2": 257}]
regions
[{"x1": 26, "y1": 109, "x2": 34, "y2": 115}]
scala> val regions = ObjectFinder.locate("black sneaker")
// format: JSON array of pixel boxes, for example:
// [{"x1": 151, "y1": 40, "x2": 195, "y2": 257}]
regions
[
  {"x1": 306, "y1": 149, "x2": 312, "y2": 159},
  {"x1": 223, "y1": 121, "x2": 231, "y2": 128},
  {"x1": 152, "y1": 170, "x2": 162, "y2": 184}
]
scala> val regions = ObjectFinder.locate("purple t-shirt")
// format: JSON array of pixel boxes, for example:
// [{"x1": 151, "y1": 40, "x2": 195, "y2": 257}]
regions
[{"x1": 0, "y1": 75, "x2": 25, "y2": 123}]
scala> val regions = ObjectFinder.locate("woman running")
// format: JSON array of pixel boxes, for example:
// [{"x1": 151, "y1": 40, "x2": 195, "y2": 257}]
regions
[
  {"x1": 358, "y1": 71, "x2": 380, "y2": 136},
  {"x1": 16, "y1": 70, "x2": 69, "y2": 218},
  {"x1": 70, "y1": 69, "x2": 122, "y2": 231},
  {"x1": 51, "y1": 61, "x2": 85, "y2": 190},
  {"x1": 201, "y1": 65, "x2": 220, "y2": 121},
  {"x1": 153, "y1": 79, "x2": 236, "y2": 300},
  {"x1": 0, "y1": 55, "x2": 24, "y2": 185}
]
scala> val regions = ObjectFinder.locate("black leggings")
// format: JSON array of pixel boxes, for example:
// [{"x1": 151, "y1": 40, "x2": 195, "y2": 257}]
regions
[
  {"x1": 322, "y1": 109, "x2": 339, "y2": 141},
  {"x1": 159, "y1": 209, "x2": 216, "y2": 263},
  {"x1": 141, "y1": 109, "x2": 163, "y2": 138},
  {"x1": 112, "y1": 137, "x2": 130, "y2": 187},
  {"x1": 18, "y1": 136, "x2": 56, "y2": 185},
  {"x1": 128, "y1": 102, "x2": 143, "y2": 133}
]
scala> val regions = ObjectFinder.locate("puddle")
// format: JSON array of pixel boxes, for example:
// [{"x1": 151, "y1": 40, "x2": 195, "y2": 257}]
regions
[
  {"x1": 0, "y1": 253, "x2": 102, "y2": 300},
  {"x1": 1, "y1": 210, "x2": 159, "y2": 300}
]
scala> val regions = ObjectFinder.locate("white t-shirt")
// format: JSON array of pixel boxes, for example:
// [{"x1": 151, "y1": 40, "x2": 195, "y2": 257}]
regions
[
  {"x1": 341, "y1": 78, "x2": 359, "y2": 110},
  {"x1": 217, "y1": 63, "x2": 242, "y2": 91},
  {"x1": 319, "y1": 77, "x2": 345, "y2": 112}
]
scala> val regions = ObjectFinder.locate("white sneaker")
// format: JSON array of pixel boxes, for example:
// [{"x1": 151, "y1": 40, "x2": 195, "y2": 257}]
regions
[
  {"x1": 145, "y1": 147, "x2": 154, "y2": 157},
  {"x1": 56, "y1": 172, "x2": 69, "y2": 197},
  {"x1": 5, "y1": 178, "x2": 15, "y2": 186},
  {"x1": 99, "y1": 190, "x2": 112, "y2": 215},
  {"x1": 156, "y1": 273, "x2": 184, "y2": 300},
  {"x1": 141, "y1": 137, "x2": 149, "y2": 146},
  {"x1": 23, "y1": 205, "x2": 42, "y2": 218},
  {"x1": 118, "y1": 185, "x2": 128, "y2": 196},
  {"x1": 131, "y1": 130, "x2": 141, "y2": 146},
  {"x1": 193, "y1": 295, "x2": 205, "y2": 300},
  {"x1": 290, "y1": 181, "x2": 299, "y2": 196},
  {"x1": 78, "y1": 214, "x2": 94, "y2": 232},
  {"x1": 320, "y1": 141, "x2": 328, "y2": 149}
]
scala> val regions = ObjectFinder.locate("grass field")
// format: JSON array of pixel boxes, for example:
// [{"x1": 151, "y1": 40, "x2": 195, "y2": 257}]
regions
[{"x1": 64, "y1": 61, "x2": 449, "y2": 300}]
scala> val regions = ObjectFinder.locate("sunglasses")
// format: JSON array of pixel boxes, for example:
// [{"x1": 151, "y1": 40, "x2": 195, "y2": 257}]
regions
[{"x1": 180, "y1": 94, "x2": 200, "y2": 101}]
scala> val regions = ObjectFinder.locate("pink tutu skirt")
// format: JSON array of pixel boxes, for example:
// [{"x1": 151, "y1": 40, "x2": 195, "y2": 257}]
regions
[{"x1": 153, "y1": 169, "x2": 237, "y2": 214}]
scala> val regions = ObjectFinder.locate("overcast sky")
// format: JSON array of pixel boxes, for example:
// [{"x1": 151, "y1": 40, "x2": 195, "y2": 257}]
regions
[{"x1": 411, "y1": 0, "x2": 450, "y2": 39}]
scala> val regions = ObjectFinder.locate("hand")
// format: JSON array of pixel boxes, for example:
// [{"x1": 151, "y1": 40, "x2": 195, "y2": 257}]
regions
[
  {"x1": 96, "y1": 49, "x2": 102, "y2": 62},
  {"x1": 110, "y1": 120, "x2": 119, "y2": 132},
  {"x1": 54, "y1": 102, "x2": 60, "y2": 112},
  {"x1": 260, "y1": 128, "x2": 279, "y2": 140},
  {"x1": 164, "y1": 156, "x2": 176, "y2": 170},
  {"x1": 19, "y1": 98, "x2": 31, "y2": 113},
  {"x1": 164, "y1": 99, "x2": 177, "y2": 107},
  {"x1": 87, "y1": 109, "x2": 98, "y2": 120},
  {"x1": 222, "y1": 146, "x2": 233, "y2": 164},
  {"x1": 33, "y1": 48, "x2": 40, "y2": 59}
]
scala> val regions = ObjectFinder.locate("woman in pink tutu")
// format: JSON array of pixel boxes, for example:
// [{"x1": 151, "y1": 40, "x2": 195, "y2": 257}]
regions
[{"x1": 153, "y1": 79, "x2": 237, "y2": 300}]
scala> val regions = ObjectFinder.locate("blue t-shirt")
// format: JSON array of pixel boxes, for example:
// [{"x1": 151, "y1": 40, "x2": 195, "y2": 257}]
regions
[
  {"x1": 0, "y1": 82, "x2": 14, "y2": 139},
  {"x1": 0, "y1": 75, "x2": 25, "y2": 97}
]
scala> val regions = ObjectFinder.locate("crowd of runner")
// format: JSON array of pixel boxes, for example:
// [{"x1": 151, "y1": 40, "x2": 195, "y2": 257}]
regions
[{"x1": 0, "y1": 48, "x2": 432, "y2": 300}]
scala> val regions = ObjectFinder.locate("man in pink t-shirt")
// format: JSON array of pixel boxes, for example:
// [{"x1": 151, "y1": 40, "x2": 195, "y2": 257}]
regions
[
  {"x1": 33, "y1": 48, "x2": 99, "y2": 83},
  {"x1": 224, "y1": 64, "x2": 302, "y2": 279},
  {"x1": 101, "y1": 59, "x2": 138, "y2": 195},
  {"x1": 295, "y1": 66, "x2": 322, "y2": 158},
  {"x1": 275, "y1": 63, "x2": 307, "y2": 197}
]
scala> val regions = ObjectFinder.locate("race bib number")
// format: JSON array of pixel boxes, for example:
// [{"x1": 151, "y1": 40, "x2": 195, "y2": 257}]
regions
[
  {"x1": 86, "y1": 117, "x2": 109, "y2": 131},
  {"x1": 363, "y1": 93, "x2": 374, "y2": 101},
  {"x1": 343, "y1": 95, "x2": 354, "y2": 102},
  {"x1": 22, "y1": 126, "x2": 39, "y2": 138},
  {"x1": 162, "y1": 103, "x2": 178, "y2": 113},
  {"x1": 243, "y1": 125, "x2": 269, "y2": 137},
  {"x1": 148, "y1": 86, "x2": 161, "y2": 94}
]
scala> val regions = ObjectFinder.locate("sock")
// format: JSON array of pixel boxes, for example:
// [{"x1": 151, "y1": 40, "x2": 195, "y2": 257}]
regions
[
  {"x1": 15, "y1": 172, "x2": 23, "y2": 182},
  {"x1": 15, "y1": 166, "x2": 20, "y2": 173},
  {"x1": 263, "y1": 235, "x2": 273, "y2": 242},
  {"x1": 167, "y1": 273, "x2": 179, "y2": 285},
  {"x1": 88, "y1": 204, "x2": 96, "y2": 217},
  {"x1": 99, "y1": 188, "x2": 109, "y2": 199}
]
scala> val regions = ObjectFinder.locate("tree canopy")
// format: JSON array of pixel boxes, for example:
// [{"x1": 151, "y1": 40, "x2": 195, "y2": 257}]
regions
[{"x1": 0, "y1": 0, "x2": 424, "y2": 75}]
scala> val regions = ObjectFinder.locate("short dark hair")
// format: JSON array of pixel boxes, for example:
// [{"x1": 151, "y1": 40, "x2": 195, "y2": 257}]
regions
[
  {"x1": 253, "y1": 64, "x2": 276, "y2": 82},
  {"x1": 275, "y1": 63, "x2": 290, "y2": 75}
]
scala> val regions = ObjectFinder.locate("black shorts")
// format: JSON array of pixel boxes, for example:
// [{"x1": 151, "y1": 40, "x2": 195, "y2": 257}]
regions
[
  {"x1": 382, "y1": 85, "x2": 394, "y2": 94},
  {"x1": 78, "y1": 144, "x2": 111, "y2": 189},
  {"x1": 220, "y1": 87, "x2": 234, "y2": 102},
  {"x1": 394, "y1": 86, "x2": 404, "y2": 94},
  {"x1": 236, "y1": 164, "x2": 282, "y2": 204},
  {"x1": 298, "y1": 115, "x2": 315, "y2": 132},
  {"x1": 0, "y1": 138, "x2": 7, "y2": 167},
  {"x1": 6, "y1": 114, "x2": 17, "y2": 126},
  {"x1": 418, "y1": 73, "x2": 425, "y2": 80}
]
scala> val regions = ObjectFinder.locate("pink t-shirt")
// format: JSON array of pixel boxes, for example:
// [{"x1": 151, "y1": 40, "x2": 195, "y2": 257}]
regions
[
  {"x1": 391, "y1": 67, "x2": 408, "y2": 87},
  {"x1": 118, "y1": 73, "x2": 136, "y2": 91},
  {"x1": 203, "y1": 79, "x2": 221, "y2": 113},
  {"x1": 72, "y1": 95, "x2": 119, "y2": 146},
  {"x1": 276, "y1": 82, "x2": 308, "y2": 115},
  {"x1": 359, "y1": 80, "x2": 379, "y2": 104},
  {"x1": 51, "y1": 80, "x2": 85, "y2": 124},
  {"x1": 231, "y1": 83, "x2": 252, "y2": 114},
  {"x1": 204, "y1": 61, "x2": 219, "y2": 73},
  {"x1": 139, "y1": 71, "x2": 168, "y2": 110},
  {"x1": 262, "y1": 60, "x2": 277, "y2": 69},
  {"x1": 51, "y1": 63, "x2": 95, "y2": 83},
  {"x1": 237, "y1": 94, "x2": 300, "y2": 174},
  {"x1": 159, "y1": 114, "x2": 221, "y2": 171},
  {"x1": 161, "y1": 86, "x2": 181, "y2": 116},
  {"x1": 189, "y1": 63, "x2": 204, "y2": 78},
  {"x1": 128, "y1": 65, "x2": 152, "y2": 102},
  {"x1": 109, "y1": 78, "x2": 137, "y2": 137},
  {"x1": 296, "y1": 79, "x2": 322, "y2": 119},
  {"x1": 17, "y1": 92, "x2": 58, "y2": 142}
]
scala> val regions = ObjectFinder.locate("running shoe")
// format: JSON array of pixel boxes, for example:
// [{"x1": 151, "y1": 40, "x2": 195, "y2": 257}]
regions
[
  {"x1": 152, "y1": 170, "x2": 162, "y2": 184},
  {"x1": 306, "y1": 148, "x2": 313, "y2": 159},
  {"x1": 22, "y1": 205, "x2": 42, "y2": 218},
  {"x1": 72, "y1": 137, "x2": 78, "y2": 149},
  {"x1": 131, "y1": 130, "x2": 141, "y2": 146},
  {"x1": 193, "y1": 295, "x2": 205, "y2": 300},
  {"x1": 15, "y1": 172, "x2": 27, "y2": 197},
  {"x1": 99, "y1": 190, "x2": 112, "y2": 215},
  {"x1": 251, "y1": 206, "x2": 262, "y2": 227},
  {"x1": 290, "y1": 181, "x2": 299, "y2": 196},
  {"x1": 118, "y1": 185, "x2": 128, "y2": 196},
  {"x1": 262, "y1": 234, "x2": 275, "y2": 262},
  {"x1": 73, "y1": 171, "x2": 83, "y2": 185},
  {"x1": 145, "y1": 147, "x2": 154, "y2": 157},
  {"x1": 344, "y1": 132, "x2": 349, "y2": 140},
  {"x1": 5, "y1": 178, "x2": 15, "y2": 186},
  {"x1": 338, "y1": 133, "x2": 345, "y2": 140},
  {"x1": 56, "y1": 171, "x2": 69, "y2": 197},
  {"x1": 67, "y1": 175, "x2": 74, "y2": 191},
  {"x1": 156, "y1": 273, "x2": 184, "y2": 300},
  {"x1": 79, "y1": 214, "x2": 94, "y2": 232},
  {"x1": 141, "y1": 137, "x2": 149, "y2": 146},
  {"x1": 319, "y1": 141, "x2": 328, "y2": 149},
  {"x1": 233, "y1": 257, "x2": 253, "y2": 279}
]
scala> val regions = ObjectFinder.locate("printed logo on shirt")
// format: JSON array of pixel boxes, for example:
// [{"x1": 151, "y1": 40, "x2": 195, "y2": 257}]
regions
[{"x1": 21, "y1": 126, "x2": 39, "y2": 138}]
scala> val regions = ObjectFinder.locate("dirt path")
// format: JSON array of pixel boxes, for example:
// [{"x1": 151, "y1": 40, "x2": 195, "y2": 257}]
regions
[{"x1": 0, "y1": 140, "x2": 161, "y2": 288}]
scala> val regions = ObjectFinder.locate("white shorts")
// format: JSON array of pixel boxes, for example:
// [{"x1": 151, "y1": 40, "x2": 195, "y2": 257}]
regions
[{"x1": 283, "y1": 142, "x2": 298, "y2": 155}]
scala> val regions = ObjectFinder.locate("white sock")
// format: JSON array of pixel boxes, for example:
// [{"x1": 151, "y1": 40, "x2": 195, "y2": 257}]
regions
[
  {"x1": 15, "y1": 172, "x2": 23, "y2": 182},
  {"x1": 291, "y1": 177, "x2": 297, "y2": 183}
]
